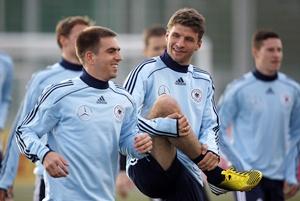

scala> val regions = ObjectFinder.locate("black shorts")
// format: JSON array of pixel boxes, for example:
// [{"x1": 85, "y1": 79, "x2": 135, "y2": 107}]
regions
[
  {"x1": 235, "y1": 177, "x2": 284, "y2": 201},
  {"x1": 128, "y1": 155, "x2": 207, "y2": 201}
]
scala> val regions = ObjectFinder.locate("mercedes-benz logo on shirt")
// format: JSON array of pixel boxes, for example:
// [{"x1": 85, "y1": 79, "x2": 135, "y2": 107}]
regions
[
  {"x1": 77, "y1": 105, "x2": 93, "y2": 121},
  {"x1": 158, "y1": 85, "x2": 170, "y2": 95}
]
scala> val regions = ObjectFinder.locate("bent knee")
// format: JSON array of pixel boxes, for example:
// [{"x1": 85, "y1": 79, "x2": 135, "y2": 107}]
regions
[{"x1": 153, "y1": 95, "x2": 181, "y2": 117}]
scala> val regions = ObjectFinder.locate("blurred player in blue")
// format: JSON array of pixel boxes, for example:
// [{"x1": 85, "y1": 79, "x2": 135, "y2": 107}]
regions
[
  {"x1": 0, "y1": 16, "x2": 92, "y2": 201},
  {"x1": 0, "y1": 53, "x2": 13, "y2": 135},
  {"x1": 16, "y1": 26, "x2": 155, "y2": 201},
  {"x1": 124, "y1": 8, "x2": 262, "y2": 201},
  {"x1": 0, "y1": 52, "x2": 13, "y2": 201},
  {"x1": 218, "y1": 30, "x2": 300, "y2": 201}
]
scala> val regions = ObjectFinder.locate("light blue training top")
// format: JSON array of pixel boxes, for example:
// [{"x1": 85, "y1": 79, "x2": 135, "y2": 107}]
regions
[
  {"x1": 0, "y1": 53, "x2": 13, "y2": 130},
  {"x1": 124, "y1": 51, "x2": 220, "y2": 185},
  {"x1": 218, "y1": 69, "x2": 300, "y2": 184}
]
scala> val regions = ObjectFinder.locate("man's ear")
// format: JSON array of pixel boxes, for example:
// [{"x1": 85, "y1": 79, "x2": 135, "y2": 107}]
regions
[
  {"x1": 59, "y1": 35, "x2": 68, "y2": 48},
  {"x1": 85, "y1": 51, "x2": 95, "y2": 65},
  {"x1": 196, "y1": 39, "x2": 202, "y2": 51}
]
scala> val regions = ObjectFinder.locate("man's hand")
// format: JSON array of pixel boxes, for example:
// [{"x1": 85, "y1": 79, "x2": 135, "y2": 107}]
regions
[
  {"x1": 134, "y1": 133, "x2": 152, "y2": 154},
  {"x1": 284, "y1": 182, "x2": 299, "y2": 199},
  {"x1": 43, "y1": 152, "x2": 69, "y2": 178},
  {"x1": 197, "y1": 144, "x2": 219, "y2": 171},
  {"x1": 116, "y1": 171, "x2": 135, "y2": 199},
  {"x1": 0, "y1": 186, "x2": 13, "y2": 201},
  {"x1": 167, "y1": 113, "x2": 190, "y2": 137},
  {"x1": 0, "y1": 189, "x2": 6, "y2": 201}
]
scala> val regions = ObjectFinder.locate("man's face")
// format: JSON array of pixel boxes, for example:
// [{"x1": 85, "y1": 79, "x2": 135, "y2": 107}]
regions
[
  {"x1": 62, "y1": 24, "x2": 88, "y2": 61},
  {"x1": 92, "y1": 37, "x2": 122, "y2": 81},
  {"x1": 144, "y1": 35, "x2": 166, "y2": 57},
  {"x1": 166, "y1": 24, "x2": 201, "y2": 65},
  {"x1": 253, "y1": 38, "x2": 283, "y2": 75}
]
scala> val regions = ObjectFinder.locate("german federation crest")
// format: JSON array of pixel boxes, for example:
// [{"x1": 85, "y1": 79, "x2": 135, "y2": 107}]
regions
[
  {"x1": 191, "y1": 89, "x2": 202, "y2": 103},
  {"x1": 77, "y1": 105, "x2": 93, "y2": 121},
  {"x1": 114, "y1": 105, "x2": 125, "y2": 122}
]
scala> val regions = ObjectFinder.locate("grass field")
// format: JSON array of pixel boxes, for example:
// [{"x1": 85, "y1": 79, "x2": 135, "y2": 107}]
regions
[{"x1": 13, "y1": 182, "x2": 300, "y2": 201}]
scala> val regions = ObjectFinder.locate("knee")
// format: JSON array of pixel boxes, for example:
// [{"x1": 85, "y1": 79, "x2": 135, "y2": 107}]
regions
[{"x1": 153, "y1": 95, "x2": 181, "y2": 117}]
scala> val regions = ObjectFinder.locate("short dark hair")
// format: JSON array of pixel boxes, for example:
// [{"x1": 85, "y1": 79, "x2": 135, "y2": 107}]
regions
[
  {"x1": 143, "y1": 25, "x2": 166, "y2": 47},
  {"x1": 252, "y1": 30, "x2": 280, "y2": 50},
  {"x1": 167, "y1": 8, "x2": 205, "y2": 41},
  {"x1": 56, "y1": 16, "x2": 94, "y2": 49},
  {"x1": 76, "y1": 26, "x2": 117, "y2": 63}
]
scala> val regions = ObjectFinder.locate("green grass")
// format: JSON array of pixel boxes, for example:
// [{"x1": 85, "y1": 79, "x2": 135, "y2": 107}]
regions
[{"x1": 13, "y1": 183, "x2": 300, "y2": 201}]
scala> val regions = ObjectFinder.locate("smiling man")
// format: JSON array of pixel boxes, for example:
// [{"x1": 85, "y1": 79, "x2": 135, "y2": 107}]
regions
[
  {"x1": 218, "y1": 30, "x2": 300, "y2": 201},
  {"x1": 123, "y1": 8, "x2": 262, "y2": 201},
  {"x1": 15, "y1": 26, "x2": 155, "y2": 201}
]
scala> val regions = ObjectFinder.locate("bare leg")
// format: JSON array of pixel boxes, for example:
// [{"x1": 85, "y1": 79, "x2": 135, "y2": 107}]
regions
[{"x1": 147, "y1": 94, "x2": 203, "y2": 170}]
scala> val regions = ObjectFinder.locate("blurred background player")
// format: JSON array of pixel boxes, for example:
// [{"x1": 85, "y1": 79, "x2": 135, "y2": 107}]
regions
[
  {"x1": 143, "y1": 25, "x2": 167, "y2": 58},
  {"x1": 0, "y1": 52, "x2": 13, "y2": 201},
  {"x1": 218, "y1": 30, "x2": 300, "y2": 201},
  {"x1": 0, "y1": 16, "x2": 93, "y2": 201}
]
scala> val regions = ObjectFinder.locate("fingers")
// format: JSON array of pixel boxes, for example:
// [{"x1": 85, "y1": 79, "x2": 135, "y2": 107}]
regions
[
  {"x1": 0, "y1": 189, "x2": 6, "y2": 201},
  {"x1": 116, "y1": 171, "x2": 135, "y2": 198},
  {"x1": 198, "y1": 152, "x2": 219, "y2": 171},
  {"x1": 177, "y1": 115, "x2": 191, "y2": 136},
  {"x1": 43, "y1": 152, "x2": 69, "y2": 178},
  {"x1": 167, "y1": 112, "x2": 181, "y2": 119},
  {"x1": 134, "y1": 134, "x2": 152, "y2": 153}
]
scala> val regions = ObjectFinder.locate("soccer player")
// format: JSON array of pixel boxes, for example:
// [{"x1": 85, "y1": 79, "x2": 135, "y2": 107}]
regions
[
  {"x1": 0, "y1": 53, "x2": 13, "y2": 135},
  {"x1": 15, "y1": 25, "x2": 154, "y2": 201},
  {"x1": 124, "y1": 8, "x2": 262, "y2": 201},
  {"x1": 0, "y1": 52, "x2": 13, "y2": 201},
  {"x1": 0, "y1": 16, "x2": 92, "y2": 201},
  {"x1": 143, "y1": 25, "x2": 167, "y2": 58},
  {"x1": 117, "y1": 25, "x2": 167, "y2": 200},
  {"x1": 218, "y1": 30, "x2": 300, "y2": 201}
]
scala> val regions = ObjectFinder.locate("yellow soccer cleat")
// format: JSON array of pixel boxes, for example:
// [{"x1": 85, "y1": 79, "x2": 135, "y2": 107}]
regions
[{"x1": 218, "y1": 167, "x2": 263, "y2": 192}]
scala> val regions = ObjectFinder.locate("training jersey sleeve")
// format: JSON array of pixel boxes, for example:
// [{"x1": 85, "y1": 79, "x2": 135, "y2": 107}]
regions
[
  {"x1": 199, "y1": 80, "x2": 220, "y2": 156},
  {"x1": 119, "y1": 101, "x2": 146, "y2": 159},
  {"x1": 285, "y1": 143, "x2": 300, "y2": 184},
  {"x1": 218, "y1": 84, "x2": 251, "y2": 170},
  {"x1": 285, "y1": 86, "x2": 300, "y2": 184},
  {"x1": 0, "y1": 72, "x2": 51, "y2": 189},
  {"x1": 16, "y1": 86, "x2": 60, "y2": 163},
  {"x1": 137, "y1": 116, "x2": 178, "y2": 137},
  {"x1": 0, "y1": 55, "x2": 13, "y2": 130}
]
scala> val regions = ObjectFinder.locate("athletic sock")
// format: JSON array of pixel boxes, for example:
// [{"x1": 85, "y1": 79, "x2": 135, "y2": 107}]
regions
[{"x1": 192, "y1": 154, "x2": 225, "y2": 185}]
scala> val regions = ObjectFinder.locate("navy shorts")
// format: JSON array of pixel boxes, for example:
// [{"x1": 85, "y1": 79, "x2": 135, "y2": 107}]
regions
[
  {"x1": 128, "y1": 155, "x2": 207, "y2": 201},
  {"x1": 235, "y1": 177, "x2": 284, "y2": 201}
]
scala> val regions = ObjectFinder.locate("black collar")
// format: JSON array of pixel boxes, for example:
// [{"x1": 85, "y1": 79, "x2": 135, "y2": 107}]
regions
[
  {"x1": 252, "y1": 69, "x2": 278, "y2": 82},
  {"x1": 60, "y1": 58, "x2": 83, "y2": 71},
  {"x1": 80, "y1": 69, "x2": 109, "y2": 89},
  {"x1": 160, "y1": 50, "x2": 189, "y2": 73}
]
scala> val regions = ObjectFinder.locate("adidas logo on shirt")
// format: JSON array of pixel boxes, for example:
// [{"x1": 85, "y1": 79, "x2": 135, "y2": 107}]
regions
[
  {"x1": 266, "y1": 88, "x2": 274, "y2": 94},
  {"x1": 175, "y1": 77, "x2": 186, "y2": 85},
  {"x1": 96, "y1": 96, "x2": 107, "y2": 104}
]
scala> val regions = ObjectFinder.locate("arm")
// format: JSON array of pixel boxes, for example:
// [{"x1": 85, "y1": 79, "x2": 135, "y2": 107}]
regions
[
  {"x1": 199, "y1": 80, "x2": 219, "y2": 156},
  {"x1": 0, "y1": 56, "x2": 13, "y2": 130},
  {"x1": 285, "y1": 88, "x2": 300, "y2": 184},
  {"x1": 16, "y1": 89, "x2": 59, "y2": 163},
  {"x1": 0, "y1": 73, "x2": 46, "y2": 189},
  {"x1": 217, "y1": 85, "x2": 251, "y2": 171},
  {"x1": 119, "y1": 102, "x2": 151, "y2": 159}
]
